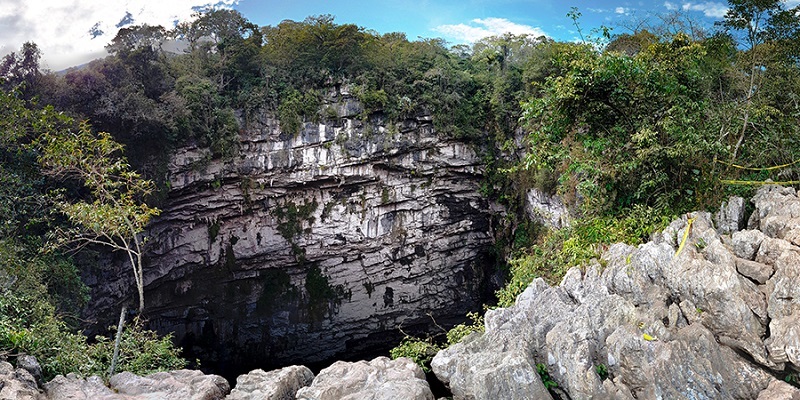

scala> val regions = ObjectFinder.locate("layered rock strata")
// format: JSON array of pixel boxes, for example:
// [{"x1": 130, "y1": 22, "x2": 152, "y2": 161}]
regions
[{"x1": 84, "y1": 96, "x2": 496, "y2": 373}]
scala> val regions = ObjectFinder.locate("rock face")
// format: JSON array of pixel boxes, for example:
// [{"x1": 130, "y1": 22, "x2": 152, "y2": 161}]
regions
[
  {"x1": 227, "y1": 366, "x2": 313, "y2": 400},
  {"x1": 295, "y1": 356, "x2": 433, "y2": 400},
  {"x1": 0, "y1": 361, "x2": 44, "y2": 400},
  {"x1": 433, "y1": 185, "x2": 800, "y2": 399},
  {"x1": 44, "y1": 370, "x2": 229, "y2": 400},
  {"x1": 83, "y1": 94, "x2": 496, "y2": 374},
  {"x1": 525, "y1": 188, "x2": 570, "y2": 229}
]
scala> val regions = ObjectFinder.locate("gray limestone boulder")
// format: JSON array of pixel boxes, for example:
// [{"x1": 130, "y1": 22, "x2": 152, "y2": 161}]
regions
[
  {"x1": 44, "y1": 374, "x2": 117, "y2": 400},
  {"x1": 227, "y1": 366, "x2": 314, "y2": 400},
  {"x1": 109, "y1": 369, "x2": 230, "y2": 399},
  {"x1": 17, "y1": 356, "x2": 43, "y2": 387},
  {"x1": 0, "y1": 361, "x2": 44, "y2": 400},
  {"x1": 732, "y1": 229, "x2": 767, "y2": 260},
  {"x1": 715, "y1": 195, "x2": 746, "y2": 235},
  {"x1": 295, "y1": 357, "x2": 433, "y2": 400},
  {"x1": 605, "y1": 323, "x2": 770, "y2": 399},
  {"x1": 735, "y1": 258, "x2": 774, "y2": 284},
  {"x1": 45, "y1": 370, "x2": 229, "y2": 400},
  {"x1": 757, "y1": 380, "x2": 800, "y2": 400}
]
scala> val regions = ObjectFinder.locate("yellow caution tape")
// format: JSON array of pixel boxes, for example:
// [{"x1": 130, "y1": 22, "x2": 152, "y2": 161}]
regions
[
  {"x1": 642, "y1": 333, "x2": 658, "y2": 341},
  {"x1": 718, "y1": 159, "x2": 800, "y2": 171},
  {"x1": 721, "y1": 180, "x2": 800, "y2": 186},
  {"x1": 674, "y1": 217, "x2": 695, "y2": 258}
]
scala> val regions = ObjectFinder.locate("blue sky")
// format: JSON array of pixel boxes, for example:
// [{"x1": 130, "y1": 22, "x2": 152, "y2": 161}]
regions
[
  {"x1": 2, "y1": 0, "x2": 797, "y2": 70},
  {"x1": 234, "y1": 0, "x2": 729, "y2": 44}
]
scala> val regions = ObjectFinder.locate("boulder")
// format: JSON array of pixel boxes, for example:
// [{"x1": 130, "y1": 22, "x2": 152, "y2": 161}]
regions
[
  {"x1": 0, "y1": 361, "x2": 44, "y2": 400},
  {"x1": 757, "y1": 379, "x2": 800, "y2": 400},
  {"x1": 732, "y1": 229, "x2": 767, "y2": 260},
  {"x1": 109, "y1": 369, "x2": 229, "y2": 400},
  {"x1": 715, "y1": 195, "x2": 746, "y2": 235},
  {"x1": 45, "y1": 370, "x2": 229, "y2": 400},
  {"x1": 295, "y1": 357, "x2": 433, "y2": 400},
  {"x1": 735, "y1": 258, "x2": 774, "y2": 284},
  {"x1": 17, "y1": 355, "x2": 43, "y2": 387},
  {"x1": 227, "y1": 366, "x2": 313, "y2": 400},
  {"x1": 44, "y1": 374, "x2": 117, "y2": 400}
]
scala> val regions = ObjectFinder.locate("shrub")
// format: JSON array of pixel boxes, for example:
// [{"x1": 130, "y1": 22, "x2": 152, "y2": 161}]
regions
[
  {"x1": 446, "y1": 312, "x2": 485, "y2": 345},
  {"x1": 496, "y1": 205, "x2": 674, "y2": 306},
  {"x1": 389, "y1": 336, "x2": 440, "y2": 372},
  {"x1": 0, "y1": 240, "x2": 185, "y2": 381}
]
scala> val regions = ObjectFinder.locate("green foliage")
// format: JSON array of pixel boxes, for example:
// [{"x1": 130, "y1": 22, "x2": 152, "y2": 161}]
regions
[
  {"x1": 305, "y1": 266, "x2": 339, "y2": 304},
  {"x1": 271, "y1": 199, "x2": 319, "y2": 243},
  {"x1": 37, "y1": 121, "x2": 160, "y2": 313},
  {"x1": 277, "y1": 89, "x2": 321, "y2": 135},
  {"x1": 208, "y1": 220, "x2": 221, "y2": 242},
  {"x1": 87, "y1": 318, "x2": 186, "y2": 377},
  {"x1": 390, "y1": 310, "x2": 488, "y2": 372},
  {"x1": 305, "y1": 266, "x2": 346, "y2": 321},
  {"x1": 0, "y1": 241, "x2": 185, "y2": 381},
  {"x1": 389, "y1": 336, "x2": 441, "y2": 373},
  {"x1": 522, "y1": 34, "x2": 724, "y2": 213},
  {"x1": 596, "y1": 363, "x2": 609, "y2": 381},
  {"x1": 785, "y1": 371, "x2": 798, "y2": 385},
  {"x1": 175, "y1": 75, "x2": 240, "y2": 158},
  {"x1": 536, "y1": 363, "x2": 558, "y2": 389},
  {"x1": 446, "y1": 311, "x2": 485, "y2": 345},
  {"x1": 497, "y1": 205, "x2": 673, "y2": 306}
]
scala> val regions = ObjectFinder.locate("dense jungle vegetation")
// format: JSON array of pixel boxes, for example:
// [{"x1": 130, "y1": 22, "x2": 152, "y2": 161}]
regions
[{"x1": 2, "y1": 0, "x2": 800, "y2": 378}]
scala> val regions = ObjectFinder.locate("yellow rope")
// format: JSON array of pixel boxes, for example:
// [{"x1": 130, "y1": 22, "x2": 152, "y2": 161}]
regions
[
  {"x1": 674, "y1": 217, "x2": 695, "y2": 258},
  {"x1": 721, "y1": 179, "x2": 800, "y2": 186},
  {"x1": 718, "y1": 159, "x2": 800, "y2": 171}
]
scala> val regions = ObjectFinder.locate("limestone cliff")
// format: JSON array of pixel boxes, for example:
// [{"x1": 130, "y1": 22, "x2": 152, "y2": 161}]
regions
[{"x1": 84, "y1": 93, "x2": 498, "y2": 375}]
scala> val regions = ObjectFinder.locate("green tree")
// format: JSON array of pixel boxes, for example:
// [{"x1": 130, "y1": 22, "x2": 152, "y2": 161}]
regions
[
  {"x1": 37, "y1": 122, "x2": 160, "y2": 313},
  {"x1": 176, "y1": 9, "x2": 262, "y2": 93},
  {"x1": 720, "y1": 0, "x2": 782, "y2": 160},
  {"x1": 0, "y1": 42, "x2": 41, "y2": 95},
  {"x1": 521, "y1": 34, "x2": 720, "y2": 212}
]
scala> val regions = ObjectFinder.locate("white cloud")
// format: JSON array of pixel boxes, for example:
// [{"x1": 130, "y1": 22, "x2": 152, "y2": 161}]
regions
[
  {"x1": 681, "y1": 2, "x2": 728, "y2": 18},
  {"x1": 433, "y1": 17, "x2": 547, "y2": 43},
  {"x1": 615, "y1": 7, "x2": 628, "y2": 14},
  {"x1": 784, "y1": 0, "x2": 800, "y2": 7},
  {"x1": 664, "y1": 1, "x2": 678, "y2": 11},
  {"x1": 0, "y1": 0, "x2": 238, "y2": 70}
]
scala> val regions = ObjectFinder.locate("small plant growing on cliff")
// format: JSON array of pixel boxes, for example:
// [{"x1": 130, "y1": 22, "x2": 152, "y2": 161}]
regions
[
  {"x1": 695, "y1": 237, "x2": 707, "y2": 250},
  {"x1": 595, "y1": 363, "x2": 609, "y2": 381},
  {"x1": 785, "y1": 371, "x2": 798, "y2": 385},
  {"x1": 381, "y1": 187, "x2": 390, "y2": 205},
  {"x1": 536, "y1": 363, "x2": 558, "y2": 389},
  {"x1": 363, "y1": 281, "x2": 375, "y2": 297},
  {"x1": 446, "y1": 311, "x2": 485, "y2": 345},
  {"x1": 390, "y1": 336, "x2": 441, "y2": 372}
]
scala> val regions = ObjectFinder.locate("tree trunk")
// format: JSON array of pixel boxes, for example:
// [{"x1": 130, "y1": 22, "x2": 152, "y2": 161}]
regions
[{"x1": 108, "y1": 305, "x2": 127, "y2": 376}]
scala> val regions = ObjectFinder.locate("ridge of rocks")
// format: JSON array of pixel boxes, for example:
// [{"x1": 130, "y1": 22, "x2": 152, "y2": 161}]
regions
[{"x1": 433, "y1": 185, "x2": 800, "y2": 399}]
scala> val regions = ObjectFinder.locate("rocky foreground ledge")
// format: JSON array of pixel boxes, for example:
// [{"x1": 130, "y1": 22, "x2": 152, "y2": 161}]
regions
[
  {"x1": 435, "y1": 184, "x2": 800, "y2": 399},
  {"x1": 4, "y1": 185, "x2": 800, "y2": 399}
]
